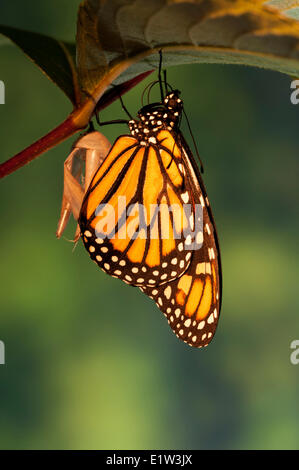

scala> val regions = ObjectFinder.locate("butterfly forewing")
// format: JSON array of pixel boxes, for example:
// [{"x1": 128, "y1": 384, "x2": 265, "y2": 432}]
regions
[{"x1": 79, "y1": 130, "x2": 195, "y2": 287}]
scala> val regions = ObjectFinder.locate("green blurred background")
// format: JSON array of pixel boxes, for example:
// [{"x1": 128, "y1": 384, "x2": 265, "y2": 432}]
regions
[{"x1": 0, "y1": 0, "x2": 299, "y2": 450}]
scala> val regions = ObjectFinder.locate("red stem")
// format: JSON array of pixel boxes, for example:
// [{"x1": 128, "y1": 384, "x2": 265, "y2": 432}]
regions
[
  {"x1": 0, "y1": 115, "x2": 79, "y2": 178},
  {"x1": 0, "y1": 70, "x2": 153, "y2": 179}
]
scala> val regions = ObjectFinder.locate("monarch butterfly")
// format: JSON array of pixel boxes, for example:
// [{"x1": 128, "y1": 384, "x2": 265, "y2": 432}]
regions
[{"x1": 78, "y1": 86, "x2": 222, "y2": 348}]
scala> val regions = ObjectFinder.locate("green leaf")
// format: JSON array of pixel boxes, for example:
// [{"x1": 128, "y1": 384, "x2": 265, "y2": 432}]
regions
[
  {"x1": 0, "y1": 24, "x2": 80, "y2": 106},
  {"x1": 77, "y1": 0, "x2": 299, "y2": 97}
]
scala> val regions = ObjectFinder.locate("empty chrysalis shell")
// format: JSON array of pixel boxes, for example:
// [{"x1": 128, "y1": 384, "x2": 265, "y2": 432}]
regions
[{"x1": 56, "y1": 130, "x2": 111, "y2": 240}]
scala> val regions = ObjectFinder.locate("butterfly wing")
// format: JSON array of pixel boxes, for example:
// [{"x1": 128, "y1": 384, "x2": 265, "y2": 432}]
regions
[
  {"x1": 141, "y1": 132, "x2": 222, "y2": 348},
  {"x1": 79, "y1": 131, "x2": 196, "y2": 286}
]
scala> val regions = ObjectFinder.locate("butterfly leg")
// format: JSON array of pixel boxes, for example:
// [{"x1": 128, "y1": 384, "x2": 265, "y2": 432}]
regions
[
  {"x1": 96, "y1": 117, "x2": 129, "y2": 127},
  {"x1": 56, "y1": 131, "x2": 111, "y2": 240}
]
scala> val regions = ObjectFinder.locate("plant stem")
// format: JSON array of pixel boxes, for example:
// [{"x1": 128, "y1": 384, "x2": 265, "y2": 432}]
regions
[
  {"x1": 0, "y1": 70, "x2": 153, "y2": 179},
  {"x1": 0, "y1": 113, "x2": 80, "y2": 178}
]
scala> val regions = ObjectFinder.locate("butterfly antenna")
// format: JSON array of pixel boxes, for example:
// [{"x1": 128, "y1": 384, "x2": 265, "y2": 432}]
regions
[
  {"x1": 183, "y1": 108, "x2": 204, "y2": 173},
  {"x1": 141, "y1": 82, "x2": 150, "y2": 107},
  {"x1": 158, "y1": 49, "x2": 164, "y2": 102},
  {"x1": 142, "y1": 80, "x2": 159, "y2": 106},
  {"x1": 163, "y1": 70, "x2": 169, "y2": 94},
  {"x1": 147, "y1": 80, "x2": 160, "y2": 104}
]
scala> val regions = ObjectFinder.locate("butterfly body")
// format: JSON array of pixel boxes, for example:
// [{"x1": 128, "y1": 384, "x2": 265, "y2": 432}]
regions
[{"x1": 79, "y1": 91, "x2": 222, "y2": 348}]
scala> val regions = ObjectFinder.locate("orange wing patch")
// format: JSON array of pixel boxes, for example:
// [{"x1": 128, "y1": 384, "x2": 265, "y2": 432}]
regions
[
  {"x1": 159, "y1": 149, "x2": 182, "y2": 187},
  {"x1": 143, "y1": 147, "x2": 164, "y2": 224},
  {"x1": 157, "y1": 130, "x2": 181, "y2": 159},
  {"x1": 196, "y1": 276, "x2": 212, "y2": 320},
  {"x1": 186, "y1": 278, "x2": 204, "y2": 317},
  {"x1": 86, "y1": 144, "x2": 138, "y2": 220},
  {"x1": 90, "y1": 136, "x2": 137, "y2": 187}
]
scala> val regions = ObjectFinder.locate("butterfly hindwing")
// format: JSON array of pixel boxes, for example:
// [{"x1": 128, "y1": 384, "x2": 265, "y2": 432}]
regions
[{"x1": 141, "y1": 133, "x2": 221, "y2": 348}]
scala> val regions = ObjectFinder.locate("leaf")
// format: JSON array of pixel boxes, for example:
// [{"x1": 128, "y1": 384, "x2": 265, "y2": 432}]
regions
[
  {"x1": 4, "y1": 0, "x2": 299, "y2": 179},
  {"x1": 0, "y1": 24, "x2": 80, "y2": 106},
  {"x1": 77, "y1": 0, "x2": 299, "y2": 99},
  {"x1": 267, "y1": 1, "x2": 299, "y2": 20}
]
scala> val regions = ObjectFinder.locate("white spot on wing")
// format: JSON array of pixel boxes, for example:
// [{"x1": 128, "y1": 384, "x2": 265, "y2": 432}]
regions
[
  {"x1": 164, "y1": 286, "x2": 171, "y2": 299},
  {"x1": 207, "y1": 313, "x2": 214, "y2": 324},
  {"x1": 206, "y1": 223, "x2": 211, "y2": 235},
  {"x1": 181, "y1": 192, "x2": 189, "y2": 203},
  {"x1": 174, "y1": 308, "x2": 181, "y2": 318},
  {"x1": 196, "y1": 232, "x2": 203, "y2": 245},
  {"x1": 185, "y1": 235, "x2": 192, "y2": 245},
  {"x1": 196, "y1": 263, "x2": 205, "y2": 275}
]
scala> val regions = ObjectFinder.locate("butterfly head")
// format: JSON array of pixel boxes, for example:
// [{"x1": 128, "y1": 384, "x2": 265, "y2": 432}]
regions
[
  {"x1": 163, "y1": 90, "x2": 183, "y2": 114},
  {"x1": 129, "y1": 90, "x2": 183, "y2": 143}
]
